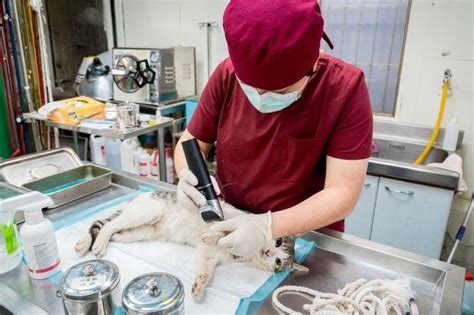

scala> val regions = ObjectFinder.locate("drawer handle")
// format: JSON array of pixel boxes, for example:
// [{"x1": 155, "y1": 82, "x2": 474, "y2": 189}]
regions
[
  {"x1": 385, "y1": 186, "x2": 414, "y2": 195},
  {"x1": 363, "y1": 183, "x2": 371, "y2": 188}
]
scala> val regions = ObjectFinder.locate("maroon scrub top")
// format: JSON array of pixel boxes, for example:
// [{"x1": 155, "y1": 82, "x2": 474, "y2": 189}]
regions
[{"x1": 187, "y1": 55, "x2": 373, "y2": 232}]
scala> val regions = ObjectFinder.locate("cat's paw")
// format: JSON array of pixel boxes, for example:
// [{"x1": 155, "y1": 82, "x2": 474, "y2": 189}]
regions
[
  {"x1": 191, "y1": 275, "x2": 208, "y2": 302},
  {"x1": 75, "y1": 235, "x2": 92, "y2": 257},
  {"x1": 200, "y1": 230, "x2": 225, "y2": 245},
  {"x1": 91, "y1": 228, "x2": 113, "y2": 257}
]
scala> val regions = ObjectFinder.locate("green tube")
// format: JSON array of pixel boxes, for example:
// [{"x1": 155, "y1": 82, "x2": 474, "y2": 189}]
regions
[{"x1": 0, "y1": 71, "x2": 12, "y2": 158}]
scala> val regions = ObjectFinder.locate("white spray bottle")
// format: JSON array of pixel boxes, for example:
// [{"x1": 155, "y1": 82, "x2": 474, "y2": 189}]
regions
[{"x1": 19, "y1": 193, "x2": 61, "y2": 279}]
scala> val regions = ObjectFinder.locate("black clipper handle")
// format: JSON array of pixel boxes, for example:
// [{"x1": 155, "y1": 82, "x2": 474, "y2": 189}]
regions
[{"x1": 182, "y1": 139, "x2": 223, "y2": 221}]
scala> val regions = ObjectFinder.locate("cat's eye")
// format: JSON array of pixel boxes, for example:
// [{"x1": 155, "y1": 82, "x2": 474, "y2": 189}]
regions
[
  {"x1": 275, "y1": 238, "x2": 282, "y2": 247},
  {"x1": 275, "y1": 258, "x2": 282, "y2": 266}
]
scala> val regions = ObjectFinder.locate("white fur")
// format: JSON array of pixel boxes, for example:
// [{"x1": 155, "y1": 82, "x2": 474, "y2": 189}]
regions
[{"x1": 74, "y1": 191, "x2": 298, "y2": 301}]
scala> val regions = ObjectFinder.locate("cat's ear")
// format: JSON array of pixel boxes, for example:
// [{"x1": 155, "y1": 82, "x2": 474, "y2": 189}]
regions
[{"x1": 292, "y1": 263, "x2": 309, "y2": 275}]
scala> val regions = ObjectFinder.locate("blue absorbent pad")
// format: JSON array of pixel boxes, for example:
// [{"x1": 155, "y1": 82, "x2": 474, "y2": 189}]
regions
[
  {"x1": 49, "y1": 186, "x2": 316, "y2": 315},
  {"x1": 52, "y1": 185, "x2": 154, "y2": 230},
  {"x1": 235, "y1": 238, "x2": 317, "y2": 315}
]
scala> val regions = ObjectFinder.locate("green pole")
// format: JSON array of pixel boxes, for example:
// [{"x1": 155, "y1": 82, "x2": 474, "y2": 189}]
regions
[{"x1": 0, "y1": 71, "x2": 12, "y2": 158}]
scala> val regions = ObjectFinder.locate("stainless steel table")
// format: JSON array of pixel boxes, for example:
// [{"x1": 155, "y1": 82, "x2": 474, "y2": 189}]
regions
[
  {"x1": 0, "y1": 170, "x2": 465, "y2": 314},
  {"x1": 23, "y1": 112, "x2": 174, "y2": 182}
]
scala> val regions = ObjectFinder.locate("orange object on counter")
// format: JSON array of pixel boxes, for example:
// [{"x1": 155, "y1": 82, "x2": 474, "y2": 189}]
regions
[{"x1": 48, "y1": 96, "x2": 105, "y2": 125}]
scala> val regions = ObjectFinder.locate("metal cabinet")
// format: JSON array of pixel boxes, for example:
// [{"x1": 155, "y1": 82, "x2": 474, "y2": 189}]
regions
[
  {"x1": 345, "y1": 175, "x2": 380, "y2": 239},
  {"x1": 346, "y1": 176, "x2": 454, "y2": 259},
  {"x1": 370, "y1": 178, "x2": 454, "y2": 258}
]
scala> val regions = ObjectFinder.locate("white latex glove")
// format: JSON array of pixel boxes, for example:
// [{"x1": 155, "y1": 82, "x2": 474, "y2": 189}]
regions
[
  {"x1": 177, "y1": 168, "x2": 220, "y2": 212},
  {"x1": 210, "y1": 211, "x2": 273, "y2": 257},
  {"x1": 219, "y1": 200, "x2": 246, "y2": 219}
]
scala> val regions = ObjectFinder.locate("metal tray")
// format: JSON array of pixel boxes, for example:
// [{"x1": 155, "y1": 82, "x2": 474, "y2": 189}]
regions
[
  {"x1": 22, "y1": 164, "x2": 112, "y2": 208},
  {"x1": 0, "y1": 148, "x2": 83, "y2": 186},
  {"x1": 0, "y1": 182, "x2": 31, "y2": 200}
]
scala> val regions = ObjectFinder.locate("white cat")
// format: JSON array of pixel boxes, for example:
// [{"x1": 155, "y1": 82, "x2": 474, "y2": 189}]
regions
[{"x1": 74, "y1": 191, "x2": 308, "y2": 301}]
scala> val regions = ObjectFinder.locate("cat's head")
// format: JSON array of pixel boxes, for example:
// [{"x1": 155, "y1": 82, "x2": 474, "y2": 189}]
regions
[{"x1": 254, "y1": 236, "x2": 309, "y2": 274}]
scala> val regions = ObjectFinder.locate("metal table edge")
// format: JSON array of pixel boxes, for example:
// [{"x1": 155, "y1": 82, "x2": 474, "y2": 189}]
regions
[
  {"x1": 367, "y1": 158, "x2": 460, "y2": 190},
  {"x1": 23, "y1": 112, "x2": 174, "y2": 140}
]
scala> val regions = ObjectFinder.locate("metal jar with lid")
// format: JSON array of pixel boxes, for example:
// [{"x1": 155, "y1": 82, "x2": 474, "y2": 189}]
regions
[
  {"x1": 122, "y1": 272, "x2": 185, "y2": 314},
  {"x1": 57, "y1": 259, "x2": 121, "y2": 314}
]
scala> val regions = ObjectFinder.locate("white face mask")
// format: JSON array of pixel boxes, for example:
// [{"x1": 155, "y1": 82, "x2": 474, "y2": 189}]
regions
[{"x1": 238, "y1": 76, "x2": 310, "y2": 113}]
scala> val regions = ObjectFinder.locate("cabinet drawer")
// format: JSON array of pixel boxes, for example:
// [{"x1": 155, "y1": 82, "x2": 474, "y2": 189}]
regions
[
  {"x1": 370, "y1": 178, "x2": 454, "y2": 258},
  {"x1": 345, "y1": 175, "x2": 379, "y2": 239}
]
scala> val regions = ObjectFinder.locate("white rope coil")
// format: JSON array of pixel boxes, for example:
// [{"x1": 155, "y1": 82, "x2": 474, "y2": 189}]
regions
[{"x1": 272, "y1": 278, "x2": 415, "y2": 315}]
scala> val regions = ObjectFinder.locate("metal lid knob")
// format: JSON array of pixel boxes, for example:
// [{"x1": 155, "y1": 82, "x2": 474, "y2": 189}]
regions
[
  {"x1": 122, "y1": 272, "x2": 185, "y2": 314},
  {"x1": 82, "y1": 263, "x2": 95, "y2": 277},
  {"x1": 146, "y1": 278, "x2": 161, "y2": 297}
]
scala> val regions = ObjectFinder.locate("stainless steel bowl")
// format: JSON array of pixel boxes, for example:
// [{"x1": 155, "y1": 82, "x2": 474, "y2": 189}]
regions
[
  {"x1": 122, "y1": 272, "x2": 185, "y2": 315},
  {"x1": 57, "y1": 259, "x2": 121, "y2": 315}
]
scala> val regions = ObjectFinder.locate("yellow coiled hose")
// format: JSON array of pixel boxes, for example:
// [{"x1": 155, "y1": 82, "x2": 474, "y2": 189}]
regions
[{"x1": 414, "y1": 81, "x2": 449, "y2": 165}]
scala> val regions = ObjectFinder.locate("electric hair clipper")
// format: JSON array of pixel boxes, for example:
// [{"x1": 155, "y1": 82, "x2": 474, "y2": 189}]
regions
[{"x1": 182, "y1": 139, "x2": 224, "y2": 222}]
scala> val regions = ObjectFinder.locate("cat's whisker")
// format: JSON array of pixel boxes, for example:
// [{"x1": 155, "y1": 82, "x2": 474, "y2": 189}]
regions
[{"x1": 218, "y1": 182, "x2": 238, "y2": 191}]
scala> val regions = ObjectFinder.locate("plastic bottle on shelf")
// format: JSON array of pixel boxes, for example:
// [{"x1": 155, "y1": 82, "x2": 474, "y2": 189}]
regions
[
  {"x1": 90, "y1": 135, "x2": 106, "y2": 165},
  {"x1": 133, "y1": 147, "x2": 144, "y2": 175},
  {"x1": 139, "y1": 150, "x2": 151, "y2": 177},
  {"x1": 150, "y1": 149, "x2": 159, "y2": 180},
  {"x1": 442, "y1": 113, "x2": 460, "y2": 152},
  {"x1": 20, "y1": 206, "x2": 61, "y2": 279},
  {"x1": 120, "y1": 137, "x2": 141, "y2": 173},
  {"x1": 105, "y1": 139, "x2": 122, "y2": 170},
  {"x1": 165, "y1": 147, "x2": 175, "y2": 184}
]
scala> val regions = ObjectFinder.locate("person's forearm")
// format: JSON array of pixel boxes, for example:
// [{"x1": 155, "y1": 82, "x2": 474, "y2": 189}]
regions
[
  {"x1": 174, "y1": 132, "x2": 193, "y2": 176},
  {"x1": 271, "y1": 186, "x2": 360, "y2": 238},
  {"x1": 174, "y1": 129, "x2": 214, "y2": 178}
]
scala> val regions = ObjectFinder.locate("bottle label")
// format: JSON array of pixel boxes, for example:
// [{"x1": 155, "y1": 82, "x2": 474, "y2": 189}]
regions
[
  {"x1": 151, "y1": 162, "x2": 159, "y2": 177},
  {"x1": 25, "y1": 235, "x2": 60, "y2": 274},
  {"x1": 139, "y1": 162, "x2": 148, "y2": 176},
  {"x1": 1, "y1": 220, "x2": 19, "y2": 255}
]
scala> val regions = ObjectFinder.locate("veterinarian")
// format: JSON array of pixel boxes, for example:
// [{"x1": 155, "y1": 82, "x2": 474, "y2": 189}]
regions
[{"x1": 174, "y1": 0, "x2": 373, "y2": 257}]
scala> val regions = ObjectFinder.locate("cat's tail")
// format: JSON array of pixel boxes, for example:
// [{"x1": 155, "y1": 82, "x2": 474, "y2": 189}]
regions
[{"x1": 74, "y1": 211, "x2": 121, "y2": 256}]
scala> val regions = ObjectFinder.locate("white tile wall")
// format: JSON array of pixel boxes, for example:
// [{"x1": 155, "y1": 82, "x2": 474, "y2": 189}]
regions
[
  {"x1": 389, "y1": 0, "x2": 474, "y2": 247},
  {"x1": 113, "y1": 0, "x2": 229, "y2": 91}
]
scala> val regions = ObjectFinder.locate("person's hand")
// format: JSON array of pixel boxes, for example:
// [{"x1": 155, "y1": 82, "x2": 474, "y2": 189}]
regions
[
  {"x1": 177, "y1": 168, "x2": 220, "y2": 212},
  {"x1": 210, "y1": 211, "x2": 273, "y2": 257}
]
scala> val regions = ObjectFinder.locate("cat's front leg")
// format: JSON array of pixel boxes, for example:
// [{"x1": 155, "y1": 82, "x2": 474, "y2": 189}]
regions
[
  {"x1": 200, "y1": 229, "x2": 226, "y2": 246},
  {"x1": 191, "y1": 246, "x2": 223, "y2": 302}
]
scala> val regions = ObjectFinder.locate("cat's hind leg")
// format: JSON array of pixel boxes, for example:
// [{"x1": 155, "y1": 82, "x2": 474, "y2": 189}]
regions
[
  {"x1": 75, "y1": 212, "x2": 121, "y2": 256},
  {"x1": 111, "y1": 226, "x2": 158, "y2": 243},
  {"x1": 75, "y1": 235, "x2": 93, "y2": 256},
  {"x1": 92, "y1": 201, "x2": 164, "y2": 257}
]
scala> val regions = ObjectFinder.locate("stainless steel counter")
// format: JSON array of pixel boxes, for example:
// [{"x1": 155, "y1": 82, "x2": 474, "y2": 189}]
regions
[
  {"x1": 369, "y1": 120, "x2": 462, "y2": 190},
  {"x1": 259, "y1": 230, "x2": 465, "y2": 314},
  {"x1": 0, "y1": 171, "x2": 465, "y2": 314},
  {"x1": 368, "y1": 157, "x2": 459, "y2": 190}
]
